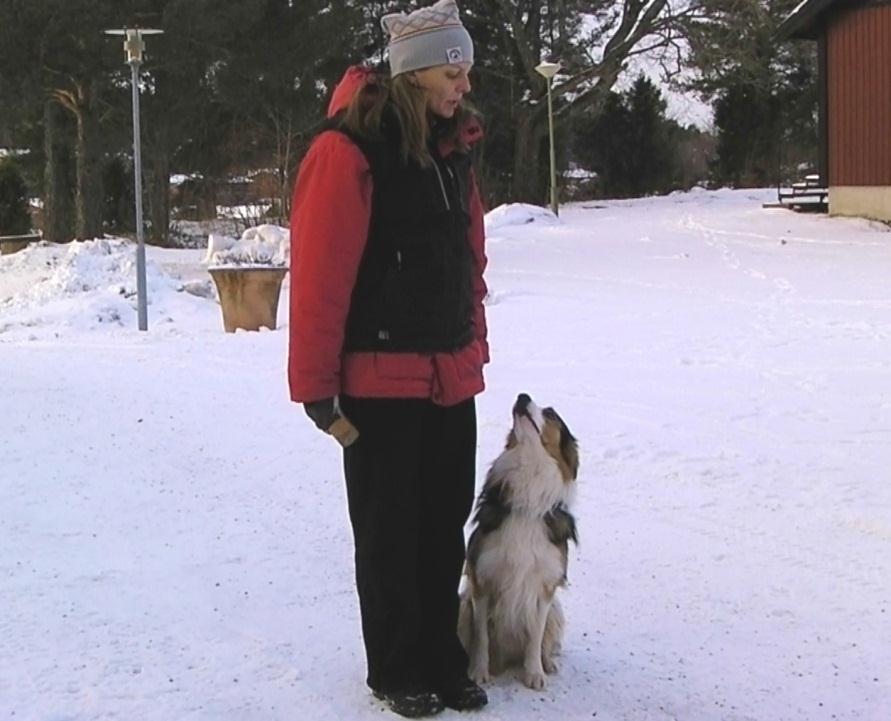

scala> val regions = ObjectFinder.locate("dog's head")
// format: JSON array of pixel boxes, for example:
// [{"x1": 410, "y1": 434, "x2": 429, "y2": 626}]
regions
[{"x1": 506, "y1": 393, "x2": 579, "y2": 483}]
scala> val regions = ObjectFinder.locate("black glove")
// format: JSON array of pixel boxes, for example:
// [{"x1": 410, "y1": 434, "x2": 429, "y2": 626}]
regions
[
  {"x1": 303, "y1": 396, "x2": 360, "y2": 447},
  {"x1": 304, "y1": 397, "x2": 338, "y2": 432}
]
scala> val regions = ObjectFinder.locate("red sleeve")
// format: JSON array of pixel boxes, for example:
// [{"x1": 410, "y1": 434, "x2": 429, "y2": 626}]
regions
[
  {"x1": 288, "y1": 131, "x2": 372, "y2": 403},
  {"x1": 467, "y1": 170, "x2": 489, "y2": 363}
]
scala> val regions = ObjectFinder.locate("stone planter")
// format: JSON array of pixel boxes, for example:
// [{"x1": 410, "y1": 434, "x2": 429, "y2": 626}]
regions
[{"x1": 208, "y1": 266, "x2": 288, "y2": 332}]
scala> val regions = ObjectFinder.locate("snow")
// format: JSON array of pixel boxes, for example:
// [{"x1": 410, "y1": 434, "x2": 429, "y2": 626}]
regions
[
  {"x1": 0, "y1": 147, "x2": 30, "y2": 158},
  {"x1": 216, "y1": 204, "x2": 272, "y2": 221},
  {"x1": 777, "y1": 0, "x2": 825, "y2": 39},
  {"x1": 2, "y1": 189, "x2": 890, "y2": 720},
  {"x1": 0, "y1": 239, "x2": 213, "y2": 339},
  {"x1": 484, "y1": 203, "x2": 559, "y2": 232},
  {"x1": 169, "y1": 173, "x2": 201, "y2": 186},
  {"x1": 788, "y1": 0, "x2": 813, "y2": 22},
  {"x1": 204, "y1": 224, "x2": 289, "y2": 268}
]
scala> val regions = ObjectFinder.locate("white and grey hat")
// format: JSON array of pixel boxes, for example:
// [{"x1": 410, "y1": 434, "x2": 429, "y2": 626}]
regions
[{"x1": 381, "y1": 0, "x2": 474, "y2": 77}]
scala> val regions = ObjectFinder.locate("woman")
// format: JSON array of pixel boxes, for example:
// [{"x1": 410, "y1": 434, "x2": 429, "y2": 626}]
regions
[{"x1": 287, "y1": 1, "x2": 489, "y2": 717}]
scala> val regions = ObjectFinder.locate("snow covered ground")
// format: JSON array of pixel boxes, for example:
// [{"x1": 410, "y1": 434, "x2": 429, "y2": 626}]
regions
[{"x1": 2, "y1": 189, "x2": 890, "y2": 721}]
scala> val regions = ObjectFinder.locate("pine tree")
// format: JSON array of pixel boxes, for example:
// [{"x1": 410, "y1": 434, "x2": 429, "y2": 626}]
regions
[
  {"x1": 573, "y1": 75, "x2": 679, "y2": 198},
  {"x1": 625, "y1": 75, "x2": 676, "y2": 197},
  {"x1": 684, "y1": 0, "x2": 817, "y2": 187}
]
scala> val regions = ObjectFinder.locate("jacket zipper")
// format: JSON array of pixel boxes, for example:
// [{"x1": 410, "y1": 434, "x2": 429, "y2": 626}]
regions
[{"x1": 432, "y1": 158, "x2": 451, "y2": 211}]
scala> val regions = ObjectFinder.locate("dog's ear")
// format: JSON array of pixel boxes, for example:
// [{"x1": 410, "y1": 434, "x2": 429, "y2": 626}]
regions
[
  {"x1": 543, "y1": 408, "x2": 579, "y2": 482},
  {"x1": 560, "y1": 425, "x2": 579, "y2": 481}
]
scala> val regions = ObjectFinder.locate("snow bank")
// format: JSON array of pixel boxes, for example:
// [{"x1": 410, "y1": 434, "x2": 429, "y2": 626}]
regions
[
  {"x1": 0, "y1": 238, "x2": 216, "y2": 338},
  {"x1": 485, "y1": 203, "x2": 559, "y2": 232}
]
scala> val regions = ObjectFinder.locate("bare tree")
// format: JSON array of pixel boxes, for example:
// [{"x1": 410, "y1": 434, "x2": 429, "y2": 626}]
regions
[
  {"x1": 51, "y1": 80, "x2": 105, "y2": 240},
  {"x1": 479, "y1": 0, "x2": 703, "y2": 202}
]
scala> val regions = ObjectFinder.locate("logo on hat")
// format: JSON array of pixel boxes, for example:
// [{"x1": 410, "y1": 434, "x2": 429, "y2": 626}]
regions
[{"x1": 446, "y1": 46, "x2": 464, "y2": 63}]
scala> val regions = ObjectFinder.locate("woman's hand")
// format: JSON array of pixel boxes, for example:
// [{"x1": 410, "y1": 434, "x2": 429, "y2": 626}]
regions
[{"x1": 303, "y1": 397, "x2": 360, "y2": 447}]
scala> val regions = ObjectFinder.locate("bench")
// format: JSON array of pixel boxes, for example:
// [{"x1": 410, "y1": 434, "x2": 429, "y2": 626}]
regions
[
  {"x1": 777, "y1": 175, "x2": 827, "y2": 211},
  {"x1": 0, "y1": 233, "x2": 42, "y2": 255}
]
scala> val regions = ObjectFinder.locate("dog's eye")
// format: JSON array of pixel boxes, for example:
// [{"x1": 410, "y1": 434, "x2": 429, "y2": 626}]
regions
[{"x1": 543, "y1": 407, "x2": 557, "y2": 420}]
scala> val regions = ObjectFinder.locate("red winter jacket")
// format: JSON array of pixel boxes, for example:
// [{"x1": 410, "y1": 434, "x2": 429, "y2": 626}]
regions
[{"x1": 288, "y1": 66, "x2": 489, "y2": 408}]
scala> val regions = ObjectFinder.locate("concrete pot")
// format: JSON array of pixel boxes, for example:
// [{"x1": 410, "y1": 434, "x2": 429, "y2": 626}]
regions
[{"x1": 208, "y1": 266, "x2": 288, "y2": 332}]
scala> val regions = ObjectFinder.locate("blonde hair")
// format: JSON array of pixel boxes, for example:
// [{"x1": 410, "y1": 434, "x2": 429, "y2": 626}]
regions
[{"x1": 341, "y1": 72, "x2": 475, "y2": 167}]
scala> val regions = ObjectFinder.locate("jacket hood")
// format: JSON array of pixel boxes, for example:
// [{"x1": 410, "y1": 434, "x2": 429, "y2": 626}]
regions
[
  {"x1": 326, "y1": 64, "x2": 483, "y2": 148},
  {"x1": 327, "y1": 65, "x2": 377, "y2": 118}
]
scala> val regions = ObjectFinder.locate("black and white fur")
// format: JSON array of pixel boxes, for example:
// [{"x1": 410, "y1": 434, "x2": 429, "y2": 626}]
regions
[{"x1": 458, "y1": 393, "x2": 579, "y2": 690}]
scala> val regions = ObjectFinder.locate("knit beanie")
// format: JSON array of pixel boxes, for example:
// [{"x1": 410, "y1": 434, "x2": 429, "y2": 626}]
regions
[{"x1": 381, "y1": 0, "x2": 474, "y2": 77}]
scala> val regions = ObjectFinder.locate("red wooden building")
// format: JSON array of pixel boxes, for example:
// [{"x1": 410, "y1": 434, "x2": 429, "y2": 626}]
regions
[{"x1": 779, "y1": 0, "x2": 891, "y2": 221}]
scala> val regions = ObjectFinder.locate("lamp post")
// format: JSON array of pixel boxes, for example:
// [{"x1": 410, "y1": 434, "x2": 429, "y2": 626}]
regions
[
  {"x1": 535, "y1": 61, "x2": 560, "y2": 217},
  {"x1": 104, "y1": 27, "x2": 163, "y2": 331}
]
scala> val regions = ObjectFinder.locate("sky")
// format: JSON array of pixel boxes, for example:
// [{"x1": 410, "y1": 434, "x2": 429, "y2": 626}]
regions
[{"x1": 623, "y1": 59, "x2": 713, "y2": 129}]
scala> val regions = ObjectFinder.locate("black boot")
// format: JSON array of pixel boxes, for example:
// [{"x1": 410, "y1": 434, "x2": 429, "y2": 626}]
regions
[
  {"x1": 372, "y1": 688, "x2": 445, "y2": 718},
  {"x1": 436, "y1": 676, "x2": 488, "y2": 711}
]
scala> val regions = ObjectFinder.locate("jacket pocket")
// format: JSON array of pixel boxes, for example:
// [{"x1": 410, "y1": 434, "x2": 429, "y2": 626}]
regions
[{"x1": 453, "y1": 340, "x2": 484, "y2": 380}]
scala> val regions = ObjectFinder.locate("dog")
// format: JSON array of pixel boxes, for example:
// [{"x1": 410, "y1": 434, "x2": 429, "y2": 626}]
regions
[{"x1": 457, "y1": 393, "x2": 579, "y2": 690}]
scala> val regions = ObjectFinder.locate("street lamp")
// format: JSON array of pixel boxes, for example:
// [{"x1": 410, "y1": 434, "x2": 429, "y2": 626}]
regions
[
  {"x1": 105, "y1": 27, "x2": 164, "y2": 331},
  {"x1": 535, "y1": 60, "x2": 560, "y2": 217}
]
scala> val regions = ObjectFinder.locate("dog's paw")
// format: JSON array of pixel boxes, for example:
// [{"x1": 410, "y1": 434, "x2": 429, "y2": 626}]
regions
[
  {"x1": 542, "y1": 656, "x2": 560, "y2": 675},
  {"x1": 522, "y1": 669, "x2": 547, "y2": 690},
  {"x1": 469, "y1": 664, "x2": 490, "y2": 685}
]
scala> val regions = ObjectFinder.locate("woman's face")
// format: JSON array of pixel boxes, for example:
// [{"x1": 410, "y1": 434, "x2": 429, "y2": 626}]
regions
[{"x1": 413, "y1": 62, "x2": 473, "y2": 118}]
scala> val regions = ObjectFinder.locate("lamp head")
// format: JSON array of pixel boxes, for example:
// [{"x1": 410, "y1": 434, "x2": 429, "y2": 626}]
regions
[
  {"x1": 535, "y1": 61, "x2": 561, "y2": 80},
  {"x1": 104, "y1": 28, "x2": 163, "y2": 64}
]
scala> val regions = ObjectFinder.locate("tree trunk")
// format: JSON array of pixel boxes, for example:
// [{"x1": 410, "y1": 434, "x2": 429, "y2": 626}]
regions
[
  {"x1": 42, "y1": 99, "x2": 74, "y2": 242},
  {"x1": 148, "y1": 154, "x2": 170, "y2": 246},
  {"x1": 512, "y1": 106, "x2": 548, "y2": 204},
  {"x1": 73, "y1": 83, "x2": 103, "y2": 240},
  {"x1": 273, "y1": 114, "x2": 294, "y2": 227},
  {"x1": 147, "y1": 122, "x2": 171, "y2": 247}
]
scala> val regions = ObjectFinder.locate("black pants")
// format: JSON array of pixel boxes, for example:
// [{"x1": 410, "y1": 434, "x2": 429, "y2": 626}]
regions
[{"x1": 339, "y1": 395, "x2": 477, "y2": 694}]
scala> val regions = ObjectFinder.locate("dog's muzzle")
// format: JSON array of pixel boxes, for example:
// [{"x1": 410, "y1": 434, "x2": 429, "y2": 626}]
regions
[{"x1": 512, "y1": 393, "x2": 539, "y2": 433}]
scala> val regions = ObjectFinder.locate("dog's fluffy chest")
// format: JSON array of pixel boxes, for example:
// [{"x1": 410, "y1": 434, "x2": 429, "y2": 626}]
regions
[
  {"x1": 494, "y1": 446, "x2": 569, "y2": 512},
  {"x1": 472, "y1": 446, "x2": 573, "y2": 591},
  {"x1": 474, "y1": 514, "x2": 565, "y2": 590}
]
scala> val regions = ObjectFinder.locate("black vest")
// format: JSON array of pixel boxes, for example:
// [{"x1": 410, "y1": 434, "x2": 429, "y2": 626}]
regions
[{"x1": 328, "y1": 119, "x2": 475, "y2": 353}]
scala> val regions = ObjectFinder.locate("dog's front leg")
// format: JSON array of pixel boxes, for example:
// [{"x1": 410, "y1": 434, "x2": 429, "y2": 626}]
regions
[
  {"x1": 521, "y1": 597, "x2": 551, "y2": 690},
  {"x1": 468, "y1": 595, "x2": 491, "y2": 684}
]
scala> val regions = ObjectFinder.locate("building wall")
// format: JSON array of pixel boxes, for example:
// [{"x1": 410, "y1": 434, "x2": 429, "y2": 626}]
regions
[
  {"x1": 830, "y1": 186, "x2": 891, "y2": 222},
  {"x1": 827, "y1": 3, "x2": 891, "y2": 186}
]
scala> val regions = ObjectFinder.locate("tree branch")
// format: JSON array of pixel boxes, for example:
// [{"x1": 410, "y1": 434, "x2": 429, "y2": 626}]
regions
[{"x1": 493, "y1": 0, "x2": 546, "y2": 90}]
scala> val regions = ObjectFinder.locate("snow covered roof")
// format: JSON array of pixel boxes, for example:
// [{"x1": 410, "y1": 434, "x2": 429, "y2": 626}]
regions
[{"x1": 777, "y1": 0, "x2": 846, "y2": 40}]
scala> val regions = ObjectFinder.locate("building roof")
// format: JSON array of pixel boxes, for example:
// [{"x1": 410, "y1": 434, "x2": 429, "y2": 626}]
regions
[{"x1": 777, "y1": 0, "x2": 843, "y2": 40}]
